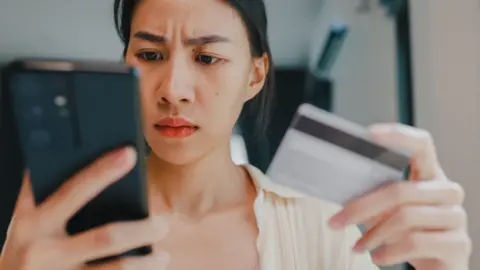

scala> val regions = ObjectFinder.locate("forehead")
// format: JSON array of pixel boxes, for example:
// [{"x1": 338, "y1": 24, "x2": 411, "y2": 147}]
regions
[{"x1": 132, "y1": 0, "x2": 247, "y2": 40}]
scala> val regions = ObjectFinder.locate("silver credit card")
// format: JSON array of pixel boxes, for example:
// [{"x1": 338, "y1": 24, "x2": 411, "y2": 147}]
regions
[{"x1": 267, "y1": 103, "x2": 412, "y2": 205}]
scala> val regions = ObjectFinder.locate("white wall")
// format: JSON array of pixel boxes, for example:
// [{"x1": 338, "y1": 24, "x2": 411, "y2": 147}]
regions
[
  {"x1": 308, "y1": 0, "x2": 399, "y2": 126},
  {"x1": 0, "y1": 0, "x2": 123, "y2": 64},
  {"x1": 0, "y1": 0, "x2": 325, "y2": 67},
  {"x1": 409, "y1": 0, "x2": 480, "y2": 268},
  {"x1": 265, "y1": 0, "x2": 325, "y2": 67}
]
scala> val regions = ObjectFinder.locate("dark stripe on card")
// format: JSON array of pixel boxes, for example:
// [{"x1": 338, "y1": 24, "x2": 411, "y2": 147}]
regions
[{"x1": 293, "y1": 115, "x2": 410, "y2": 171}]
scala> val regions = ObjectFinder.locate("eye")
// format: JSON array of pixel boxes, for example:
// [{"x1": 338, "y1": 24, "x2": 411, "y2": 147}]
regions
[
  {"x1": 136, "y1": 51, "x2": 164, "y2": 61},
  {"x1": 195, "y1": 54, "x2": 220, "y2": 65}
]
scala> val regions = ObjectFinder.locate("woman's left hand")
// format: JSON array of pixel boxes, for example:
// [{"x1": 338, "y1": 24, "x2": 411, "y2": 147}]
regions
[{"x1": 328, "y1": 123, "x2": 472, "y2": 270}]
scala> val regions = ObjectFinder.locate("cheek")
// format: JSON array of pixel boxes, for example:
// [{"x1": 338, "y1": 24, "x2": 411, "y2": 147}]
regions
[
  {"x1": 201, "y1": 63, "x2": 249, "y2": 101},
  {"x1": 197, "y1": 66, "x2": 249, "y2": 129},
  {"x1": 200, "y1": 70, "x2": 245, "y2": 108}
]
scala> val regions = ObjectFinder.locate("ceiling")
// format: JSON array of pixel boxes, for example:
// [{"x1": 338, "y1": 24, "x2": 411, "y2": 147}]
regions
[{"x1": 0, "y1": 0, "x2": 324, "y2": 67}]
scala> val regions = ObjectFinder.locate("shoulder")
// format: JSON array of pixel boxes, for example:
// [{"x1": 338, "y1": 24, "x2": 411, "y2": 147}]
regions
[{"x1": 245, "y1": 165, "x2": 378, "y2": 270}]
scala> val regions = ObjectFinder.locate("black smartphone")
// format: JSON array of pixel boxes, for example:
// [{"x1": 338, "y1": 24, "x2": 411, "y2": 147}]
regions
[{"x1": 0, "y1": 59, "x2": 150, "y2": 262}]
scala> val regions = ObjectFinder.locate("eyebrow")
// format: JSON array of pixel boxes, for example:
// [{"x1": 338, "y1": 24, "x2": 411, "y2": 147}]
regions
[{"x1": 133, "y1": 31, "x2": 231, "y2": 46}]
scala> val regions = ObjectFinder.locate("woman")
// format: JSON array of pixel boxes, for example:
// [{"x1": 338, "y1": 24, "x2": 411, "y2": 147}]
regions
[{"x1": 0, "y1": 0, "x2": 471, "y2": 269}]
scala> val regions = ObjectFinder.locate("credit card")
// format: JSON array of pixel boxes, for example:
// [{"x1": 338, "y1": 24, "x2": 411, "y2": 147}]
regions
[{"x1": 267, "y1": 103, "x2": 412, "y2": 205}]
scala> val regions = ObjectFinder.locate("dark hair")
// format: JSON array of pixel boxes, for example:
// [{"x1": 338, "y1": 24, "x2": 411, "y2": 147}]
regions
[{"x1": 113, "y1": 0, "x2": 275, "y2": 136}]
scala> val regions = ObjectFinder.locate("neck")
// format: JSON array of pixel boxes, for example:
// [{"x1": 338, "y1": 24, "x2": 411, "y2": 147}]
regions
[{"x1": 147, "y1": 143, "x2": 255, "y2": 218}]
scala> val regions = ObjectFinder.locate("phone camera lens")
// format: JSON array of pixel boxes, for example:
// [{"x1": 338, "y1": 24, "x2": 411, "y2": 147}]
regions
[{"x1": 54, "y1": 95, "x2": 68, "y2": 107}]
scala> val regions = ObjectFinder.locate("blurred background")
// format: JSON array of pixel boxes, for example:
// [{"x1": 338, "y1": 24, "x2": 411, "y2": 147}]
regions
[{"x1": 1, "y1": 0, "x2": 479, "y2": 269}]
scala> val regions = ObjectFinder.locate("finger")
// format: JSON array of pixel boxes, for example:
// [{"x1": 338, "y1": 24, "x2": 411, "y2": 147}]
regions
[
  {"x1": 5, "y1": 172, "x2": 37, "y2": 245},
  {"x1": 13, "y1": 171, "x2": 36, "y2": 216},
  {"x1": 353, "y1": 205, "x2": 467, "y2": 252},
  {"x1": 62, "y1": 215, "x2": 169, "y2": 265},
  {"x1": 82, "y1": 252, "x2": 170, "y2": 270},
  {"x1": 369, "y1": 123, "x2": 440, "y2": 180},
  {"x1": 329, "y1": 180, "x2": 464, "y2": 228},
  {"x1": 371, "y1": 230, "x2": 470, "y2": 266},
  {"x1": 38, "y1": 147, "x2": 137, "y2": 228}
]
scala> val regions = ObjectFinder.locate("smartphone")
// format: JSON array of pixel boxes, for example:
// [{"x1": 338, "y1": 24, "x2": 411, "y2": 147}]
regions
[
  {"x1": 0, "y1": 59, "x2": 150, "y2": 262},
  {"x1": 267, "y1": 103, "x2": 412, "y2": 206},
  {"x1": 0, "y1": 62, "x2": 25, "y2": 249}
]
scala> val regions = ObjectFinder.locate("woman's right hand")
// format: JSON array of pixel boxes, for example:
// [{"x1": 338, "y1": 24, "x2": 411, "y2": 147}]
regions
[{"x1": 0, "y1": 147, "x2": 170, "y2": 270}]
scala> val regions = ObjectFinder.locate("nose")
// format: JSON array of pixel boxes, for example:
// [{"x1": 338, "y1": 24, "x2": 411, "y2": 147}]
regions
[{"x1": 156, "y1": 57, "x2": 195, "y2": 106}]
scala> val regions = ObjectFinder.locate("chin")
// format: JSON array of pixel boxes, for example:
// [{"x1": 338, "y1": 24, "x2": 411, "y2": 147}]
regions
[
  {"x1": 146, "y1": 136, "x2": 210, "y2": 166},
  {"x1": 151, "y1": 148, "x2": 205, "y2": 166}
]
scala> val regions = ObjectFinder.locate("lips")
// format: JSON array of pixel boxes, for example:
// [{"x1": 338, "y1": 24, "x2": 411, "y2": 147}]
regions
[{"x1": 154, "y1": 117, "x2": 199, "y2": 138}]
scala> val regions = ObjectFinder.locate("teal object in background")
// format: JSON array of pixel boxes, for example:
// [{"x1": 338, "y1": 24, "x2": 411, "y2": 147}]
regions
[{"x1": 381, "y1": 267, "x2": 406, "y2": 270}]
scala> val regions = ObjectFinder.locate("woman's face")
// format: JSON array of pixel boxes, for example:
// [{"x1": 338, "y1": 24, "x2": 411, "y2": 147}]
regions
[{"x1": 125, "y1": 0, "x2": 267, "y2": 165}]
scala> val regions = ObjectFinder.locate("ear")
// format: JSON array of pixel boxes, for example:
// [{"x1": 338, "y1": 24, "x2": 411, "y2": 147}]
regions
[{"x1": 245, "y1": 53, "x2": 269, "y2": 102}]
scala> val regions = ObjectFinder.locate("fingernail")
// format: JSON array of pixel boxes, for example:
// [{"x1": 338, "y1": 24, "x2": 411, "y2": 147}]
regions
[
  {"x1": 328, "y1": 214, "x2": 346, "y2": 229},
  {"x1": 372, "y1": 253, "x2": 384, "y2": 265},
  {"x1": 353, "y1": 242, "x2": 366, "y2": 253},
  {"x1": 111, "y1": 147, "x2": 136, "y2": 166}
]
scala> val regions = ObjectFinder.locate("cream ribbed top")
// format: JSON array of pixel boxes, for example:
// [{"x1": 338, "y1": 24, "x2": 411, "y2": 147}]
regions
[{"x1": 245, "y1": 165, "x2": 378, "y2": 270}]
